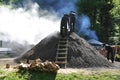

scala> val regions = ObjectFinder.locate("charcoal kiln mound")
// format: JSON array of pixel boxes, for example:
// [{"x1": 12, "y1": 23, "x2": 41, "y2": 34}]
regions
[{"x1": 15, "y1": 32, "x2": 113, "y2": 68}]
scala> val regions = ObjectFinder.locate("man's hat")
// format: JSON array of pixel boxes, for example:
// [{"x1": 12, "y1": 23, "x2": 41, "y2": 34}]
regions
[{"x1": 70, "y1": 11, "x2": 76, "y2": 14}]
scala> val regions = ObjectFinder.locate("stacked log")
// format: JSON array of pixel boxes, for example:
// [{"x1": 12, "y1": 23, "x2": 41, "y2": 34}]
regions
[{"x1": 18, "y1": 59, "x2": 59, "y2": 72}]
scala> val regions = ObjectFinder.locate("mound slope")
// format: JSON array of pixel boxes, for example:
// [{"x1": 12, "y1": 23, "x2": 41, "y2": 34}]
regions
[{"x1": 15, "y1": 32, "x2": 113, "y2": 68}]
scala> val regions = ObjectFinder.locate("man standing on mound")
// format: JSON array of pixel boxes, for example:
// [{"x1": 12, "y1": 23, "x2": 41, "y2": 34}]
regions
[
  {"x1": 69, "y1": 11, "x2": 76, "y2": 33},
  {"x1": 60, "y1": 14, "x2": 69, "y2": 37}
]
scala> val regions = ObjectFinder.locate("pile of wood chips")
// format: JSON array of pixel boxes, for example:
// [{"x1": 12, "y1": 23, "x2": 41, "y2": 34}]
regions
[{"x1": 18, "y1": 58, "x2": 60, "y2": 72}]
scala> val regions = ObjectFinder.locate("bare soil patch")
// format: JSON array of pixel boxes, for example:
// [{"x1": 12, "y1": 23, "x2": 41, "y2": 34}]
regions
[{"x1": 0, "y1": 58, "x2": 18, "y2": 67}]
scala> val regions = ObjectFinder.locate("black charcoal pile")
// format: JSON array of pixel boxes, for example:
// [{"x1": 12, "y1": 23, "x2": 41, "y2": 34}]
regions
[{"x1": 15, "y1": 32, "x2": 113, "y2": 68}]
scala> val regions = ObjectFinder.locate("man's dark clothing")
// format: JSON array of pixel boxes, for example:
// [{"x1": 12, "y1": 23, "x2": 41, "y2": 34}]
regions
[
  {"x1": 69, "y1": 13, "x2": 76, "y2": 32},
  {"x1": 105, "y1": 45, "x2": 115, "y2": 63},
  {"x1": 60, "y1": 14, "x2": 69, "y2": 37}
]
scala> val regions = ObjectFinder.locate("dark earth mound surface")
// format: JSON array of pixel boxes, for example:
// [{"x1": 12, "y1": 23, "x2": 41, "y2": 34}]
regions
[{"x1": 15, "y1": 32, "x2": 113, "y2": 68}]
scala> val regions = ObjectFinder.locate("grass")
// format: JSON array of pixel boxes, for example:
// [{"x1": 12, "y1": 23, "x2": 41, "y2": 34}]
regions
[
  {"x1": 56, "y1": 72, "x2": 120, "y2": 80},
  {"x1": 0, "y1": 68, "x2": 120, "y2": 80}
]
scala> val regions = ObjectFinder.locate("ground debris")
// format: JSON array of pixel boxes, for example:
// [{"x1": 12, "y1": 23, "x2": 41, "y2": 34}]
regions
[{"x1": 6, "y1": 64, "x2": 10, "y2": 69}]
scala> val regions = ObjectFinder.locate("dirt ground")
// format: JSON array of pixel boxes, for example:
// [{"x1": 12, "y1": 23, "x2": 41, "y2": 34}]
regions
[
  {"x1": 57, "y1": 61, "x2": 120, "y2": 74},
  {"x1": 0, "y1": 58, "x2": 18, "y2": 67},
  {"x1": 0, "y1": 58, "x2": 120, "y2": 74}
]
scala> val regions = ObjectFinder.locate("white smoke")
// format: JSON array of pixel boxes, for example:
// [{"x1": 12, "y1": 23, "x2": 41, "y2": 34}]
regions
[{"x1": 0, "y1": 3, "x2": 60, "y2": 44}]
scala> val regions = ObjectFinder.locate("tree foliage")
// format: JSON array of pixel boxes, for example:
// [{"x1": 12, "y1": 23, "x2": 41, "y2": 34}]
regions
[
  {"x1": 77, "y1": 0, "x2": 119, "y2": 44},
  {"x1": 110, "y1": 0, "x2": 120, "y2": 43},
  {"x1": 0, "y1": 0, "x2": 119, "y2": 44},
  {"x1": 0, "y1": 0, "x2": 21, "y2": 5}
]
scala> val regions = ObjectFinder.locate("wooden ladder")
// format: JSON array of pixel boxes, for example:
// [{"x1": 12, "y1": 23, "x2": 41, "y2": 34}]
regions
[{"x1": 55, "y1": 37, "x2": 68, "y2": 68}]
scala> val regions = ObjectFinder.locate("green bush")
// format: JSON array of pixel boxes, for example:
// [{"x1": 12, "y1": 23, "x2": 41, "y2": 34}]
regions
[
  {"x1": 115, "y1": 54, "x2": 120, "y2": 61},
  {"x1": 3, "y1": 72, "x2": 29, "y2": 80}
]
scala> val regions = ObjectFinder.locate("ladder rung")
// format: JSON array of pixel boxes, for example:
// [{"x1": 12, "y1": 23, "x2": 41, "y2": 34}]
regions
[
  {"x1": 57, "y1": 52, "x2": 67, "y2": 55},
  {"x1": 58, "y1": 45, "x2": 67, "y2": 46},
  {"x1": 57, "y1": 51, "x2": 67, "y2": 53},
  {"x1": 58, "y1": 45, "x2": 68, "y2": 47},
  {"x1": 55, "y1": 61, "x2": 67, "y2": 64},
  {"x1": 59, "y1": 40, "x2": 68, "y2": 42},
  {"x1": 60, "y1": 38, "x2": 67, "y2": 40},
  {"x1": 59, "y1": 41, "x2": 68, "y2": 44},
  {"x1": 57, "y1": 48, "x2": 68, "y2": 50},
  {"x1": 58, "y1": 44, "x2": 68, "y2": 47},
  {"x1": 56, "y1": 57, "x2": 67, "y2": 59}
]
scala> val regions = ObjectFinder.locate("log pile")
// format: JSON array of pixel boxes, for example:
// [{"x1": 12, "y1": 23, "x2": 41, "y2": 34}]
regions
[{"x1": 18, "y1": 58, "x2": 59, "y2": 72}]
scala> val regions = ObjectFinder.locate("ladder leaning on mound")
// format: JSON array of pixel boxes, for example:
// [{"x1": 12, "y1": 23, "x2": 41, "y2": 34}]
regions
[{"x1": 55, "y1": 37, "x2": 68, "y2": 68}]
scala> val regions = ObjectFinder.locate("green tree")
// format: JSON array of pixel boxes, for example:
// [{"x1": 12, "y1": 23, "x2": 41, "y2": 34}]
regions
[
  {"x1": 110, "y1": 0, "x2": 120, "y2": 44},
  {"x1": 77, "y1": 0, "x2": 115, "y2": 44},
  {"x1": 99, "y1": 0, "x2": 114, "y2": 44},
  {"x1": 0, "y1": 0, "x2": 20, "y2": 5},
  {"x1": 0, "y1": 0, "x2": 4, "y2": 4}
]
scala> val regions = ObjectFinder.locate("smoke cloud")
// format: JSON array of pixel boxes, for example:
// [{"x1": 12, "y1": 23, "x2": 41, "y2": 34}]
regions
[
  {"x1": 78, "y1": 15, "x2": 98, "y2": 40},
  {"x1": 0, "y1": 3, "x2": 60, "y2": 44},
  {"x1": 27, "y1": 0, "x2": 98, "y2": 40},
  {"x1": 0, "y1": 32, "x2": 10, "y2": 41},
  {"x1": 0, "y1": 0, "x2": 98, "y2": 45},
  {"x1": 24, "y1": 0, "x2": 77, "y2": 16}
]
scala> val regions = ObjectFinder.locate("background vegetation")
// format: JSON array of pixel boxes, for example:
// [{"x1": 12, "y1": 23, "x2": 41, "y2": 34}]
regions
[
  {"x1": 0, "y1": 0, "x2": 120, "y2": 44},
  {"x1": 77, "y1": 0, "x2": 120, "y2": 44}
]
